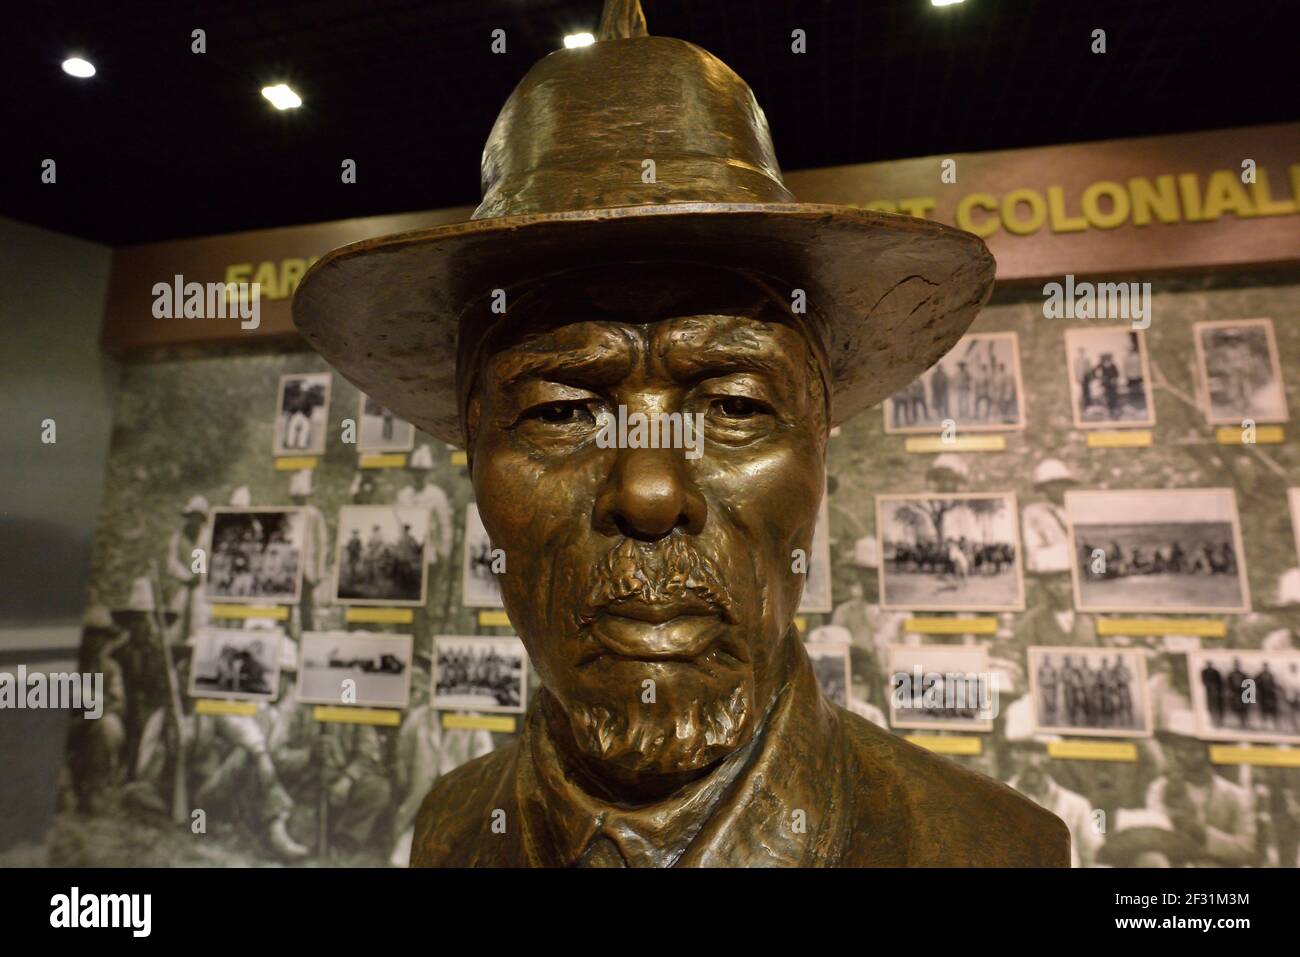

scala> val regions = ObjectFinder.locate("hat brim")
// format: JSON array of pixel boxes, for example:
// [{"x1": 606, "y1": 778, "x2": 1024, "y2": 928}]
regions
[{"x1": 292, "y1": 202, "x2": 994, "y2": 446}]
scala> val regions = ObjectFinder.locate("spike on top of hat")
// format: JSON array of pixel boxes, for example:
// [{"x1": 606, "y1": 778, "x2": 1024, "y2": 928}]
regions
[{"x1": 597, "y1": 0, "x2": 649, "y2": 40}]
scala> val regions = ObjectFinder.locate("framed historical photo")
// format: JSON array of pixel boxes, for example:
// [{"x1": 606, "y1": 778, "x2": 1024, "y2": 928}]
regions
[
  {"x1": 876, "y1": 492, "x2": 1025, "y2": 612},
  {"x1": 805, "y1": 641, "x2": 851, "y2": 708},
  {"x1": 883, "y1": 332, "x2": 1025, "y2": 434},
  {"x1": 273, "y1": 372, "x2": 332, "y2": 456},
  {"x1": 1028, "y1": 646, "x2": 1152, "y2": 739},
  {"x1": 204, "y1": 507, "x2": 306, "y2": 604},
  {"x1": 1192, "y1": 318, "x2": 1289, "y2": 426},
  {"x1": 1065, "y1": 489, "x2": 1250, "y2": 614},
  {"x1": 886, "y1": 643, "x2": 994, "y2": 733},
  {"x1": 1187, "y1": 649, "x2": 1300, "y2": 744},
  {"x1": 461, "y1": 503, "x2": 504, "y2": 609},
  {"x1": 297, "y1": 630, "x2": 414, "y2": 709},
  {"x1": 188, "y1": 627, "x2": 283, "y2": 702},
  {"x1": 1064, "y1": 326, "x2": 1155, "y2": 429},
  {"x1": 432, "y1": 635, "x2": 528, "y2": 714},
  {"x1": 333, "y1": 504, "x2": 430, "y2": 606},
  {"x1": 356, "y1": 393, "x2": 415, "y2": 454},
  {"x1": 798, "y1": 495, "x2": 833, "y2": 614}
]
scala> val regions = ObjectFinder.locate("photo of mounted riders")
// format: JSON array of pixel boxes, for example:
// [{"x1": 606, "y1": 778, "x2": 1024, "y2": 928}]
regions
[
  {"x1": 1028, "y1": 646, "x2": 1152, "y2": 739},
  {"x1": 355, "y1": 393, "x2": 415, "y2": 454},
  {"x1": 203, "y1": 507, "x2": 306, "y2": 604},
  {"x1": 432, "y1": 636, "x2": 528, "y2": 714},
  {"x1": 272, "y1": 372, "x2": 332, "y2": 456},
  {"x1": 1065, "y1": 489, "x2": 1250, "y2": 614},
  {"x1": 886, "y1": 643, "x2": 995, "y2": 733},
  {"x1": 876, "y1": 492, "x2": 1025, "y2": 611},
  {"x1": 460, "y1": 503, "x2": 504, "y2": 609},
  {"x1": 1193, "y1": 318, "x2": 1289, "y2": 426},
  {"x1": 1065, "y1": 326, "x2": 1155, "y2": 429},
  {"x1": 1187, "y1": 650, "x2": 1300, "y2": 745},
  {"x1": 297, "y1": 631, "x2": 413, "y2": 709},
  {"x1": 883, "y1": 332, "x2": 1025, "y2": 434},
  {"x1": 187, "y1": 627, "x2": 283, "y2": 702},
  {"x1": 804, "y1": 640, "x2": 851, "y2": 708},
  {"x1": 333, "y1": 505, "x2": 430, "y2": 606}
]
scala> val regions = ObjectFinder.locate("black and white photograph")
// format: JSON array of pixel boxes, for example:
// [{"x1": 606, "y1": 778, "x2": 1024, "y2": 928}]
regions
[
  {"x1": 1193, "y1": 318, "x2": 1289, "y2": 425},
  {"x1": 1188, "y1": 650, "x2": 1300, "y2": 744},
  {"x1": 356, "y1": 394, "x2": 415, "y2": 453},
  {"x1": 887, "y1": 644, "x2": 994, "y2": 733},
  {"x1": 297, "y1": 631, "x2": 414, "y2": 709},
  {"x1": 1028, "y1": 646, "x2": 1151, "y2": 738},
  {"x1": 204, "y1": 507, "x2": 306, "y2": 604},
  {"x1": 273, "y1": 371, "x2": 332, "y2": 456},
  {"x1": 333, "y1": 505, "x2": 430, "y2": 606},
  {"x1": 799, "y1": 497, "x2": 832, "y2": 614},
  {"x1": 187, "y1": 627, "x2": 284, "y2": 702},
  {"x1": 432, "y1": 636, "x2": 528, "y2": 714},
  {"x1": 1065, "y1": 326, "x2": 1155, "y2": 429},
  {"x1": 1066, "y1": 489, "x2": 1250, "y2": 614},
  {"x1": 461, "y1": 503, "x2": 504, "y2": 609},
  {"x1": 877, "y1": 492, "x2": 1025, "y2": 611},
  {"x1": 805, "y1": 641, "x2": 851, "y2": 708},
  {"x1": 883, "y1": 332, "x2": 1025, "y2": 434}
]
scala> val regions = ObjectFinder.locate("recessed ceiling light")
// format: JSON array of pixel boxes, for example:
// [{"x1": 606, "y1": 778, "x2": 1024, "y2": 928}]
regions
[
  {"x1": 564, "y1": 32, "x2": 595, "y2": 49},
  {"x1": 62, "y1": 57, "x2": 95, "y2": 78},
  {"x1": 261, "y1": 84, "x2": 303, "y2": 110},
  {"x1": 932, "y1": 0, "x2": 965, "y2": 6}
]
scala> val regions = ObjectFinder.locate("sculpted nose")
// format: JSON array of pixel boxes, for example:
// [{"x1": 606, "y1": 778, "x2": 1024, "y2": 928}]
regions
[{"x1": 593, "y1": 447, "x2": 707, "y2": 541}]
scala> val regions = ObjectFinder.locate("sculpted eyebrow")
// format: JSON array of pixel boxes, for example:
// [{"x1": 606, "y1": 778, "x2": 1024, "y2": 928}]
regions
[
  {"x1": 493, "y1": 345, "x2": 634, "y2": 390},
  {"x1": 664, "y1": 344, "x2": 794, "y2": 382}
]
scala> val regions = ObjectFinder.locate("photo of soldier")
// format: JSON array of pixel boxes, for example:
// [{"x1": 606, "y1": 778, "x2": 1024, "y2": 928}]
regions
[
  {"x1": 883, "y1": 332, "x2": 1024, "y2": 433},
  {"x1": 1194, "y1": 318, "x2": 1289, "y2": 425},
  {"x1": 333, "y1": 505, "x2": 430, "y2": 606},
  {"x1": 273, "y1": 372, "x2": 332, "y2": 456},
  {"x1": 1065, "y1": 327, "x2": 1154, "y2": 428},
  {"x1": 1188, "y1": 649, "x2": 1300, "y2": 743},
  {"x1": 64, "y1": 606, "x2": 130, "y2": 816},
  {"x1": 1028, "y1": 647, "x2": 1150, "y2": 737}
]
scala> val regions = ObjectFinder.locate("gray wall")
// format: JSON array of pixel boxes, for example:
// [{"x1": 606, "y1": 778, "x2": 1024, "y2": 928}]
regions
[{"x1": 0, "y1": 216, "x2": 117, "y2": 857}]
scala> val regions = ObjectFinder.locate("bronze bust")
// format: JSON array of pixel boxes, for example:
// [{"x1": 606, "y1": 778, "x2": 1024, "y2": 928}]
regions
[{"x1": 294, "y1": 0, "x2": 1068, "y2": 867}]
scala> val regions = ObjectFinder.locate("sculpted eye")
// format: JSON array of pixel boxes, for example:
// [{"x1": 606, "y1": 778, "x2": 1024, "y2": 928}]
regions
[
  {"x1": 522, "y1": 401, "x2": 594, "y2": 425},
  {"x1": 712, "y1": 396, "x2": 769, "y2": 418}
]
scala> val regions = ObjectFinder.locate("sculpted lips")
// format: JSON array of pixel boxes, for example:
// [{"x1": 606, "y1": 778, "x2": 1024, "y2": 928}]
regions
[{"x1": 592, "y1": 594, "x2": 726, "y2": 660}]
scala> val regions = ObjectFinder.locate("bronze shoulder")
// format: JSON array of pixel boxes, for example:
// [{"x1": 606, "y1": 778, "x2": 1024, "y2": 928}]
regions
[
  {"x1": 837, "y1": 708, "x2": 1071, "y2": 867},
  {"x1": 410, "y1": 743, "x2": 519, "y2": 867}
]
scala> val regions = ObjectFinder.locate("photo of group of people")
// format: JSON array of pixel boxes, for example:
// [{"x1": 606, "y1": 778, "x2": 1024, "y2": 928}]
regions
[
  {"x1": 432, "y1": 636, "x2": 528, "y2": 714},
  {"x1": 884, "y1": 332, "x2": 1025, "y2": 433},
  {"x1": 333, "y1": 505, "x2": 430, "y2": 606},
  {"x1": 205, "y1": 507, "x2": 306, "y2": 603},
  {"x1": 188, "y1": 628, "x2": 284, "y2": 700},
  {"x1": 877, "y1": 492, "x2": 1024, "y2": 611},
  {"x1": 1028, "y1": 647, "x2": 1151, "y2": 738},
  {"x1": 1066, "y1": 327, "x2": 1154, "y2": 428},
  {"x1": 887, "y1": 644, "x2": 994, "y2": 733},
  {"x1": 1190, "y1": 650, "x2": 1300, "y2": 744}
]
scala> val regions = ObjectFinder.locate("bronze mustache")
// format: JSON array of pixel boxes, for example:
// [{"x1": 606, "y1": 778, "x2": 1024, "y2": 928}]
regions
[{"x1": 578, "y1": 535, "x2": 738, "y2": 627}]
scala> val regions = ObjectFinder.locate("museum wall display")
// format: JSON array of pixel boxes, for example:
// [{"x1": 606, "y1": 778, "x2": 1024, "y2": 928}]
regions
[{"x1": 45, "y1": 263, "x2": 1300, "y2": 867}]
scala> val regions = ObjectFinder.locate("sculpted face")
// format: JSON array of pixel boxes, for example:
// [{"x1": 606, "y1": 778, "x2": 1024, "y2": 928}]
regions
[{"x1": 464, "y1": 265, "x2": 827, "y2": 794}]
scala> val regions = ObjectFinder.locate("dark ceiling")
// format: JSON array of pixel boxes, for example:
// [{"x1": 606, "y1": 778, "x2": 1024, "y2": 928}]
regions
[{"x1": 3, "y1": 0, "x2": 1296, "y2": 247}]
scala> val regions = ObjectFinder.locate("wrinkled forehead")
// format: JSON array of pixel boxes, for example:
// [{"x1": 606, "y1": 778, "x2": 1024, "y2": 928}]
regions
[{"x1": 457, "y1": 262, "x2": 829, "y2": 401}]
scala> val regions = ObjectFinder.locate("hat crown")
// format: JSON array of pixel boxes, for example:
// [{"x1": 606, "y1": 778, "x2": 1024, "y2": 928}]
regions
[{"x1": 474, "y1": 35, "x2": 794, "y2": 220}]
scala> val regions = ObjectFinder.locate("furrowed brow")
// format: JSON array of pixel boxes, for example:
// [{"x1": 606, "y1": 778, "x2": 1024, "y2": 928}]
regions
[{"x1": 490, "y1": 342, "x2": 635, "y2": 391}]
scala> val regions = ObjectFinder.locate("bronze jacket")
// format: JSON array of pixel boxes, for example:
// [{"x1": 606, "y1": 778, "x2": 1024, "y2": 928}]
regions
[{"x1": 412, "y1": 636, "x2": 1069, "y2": 867}]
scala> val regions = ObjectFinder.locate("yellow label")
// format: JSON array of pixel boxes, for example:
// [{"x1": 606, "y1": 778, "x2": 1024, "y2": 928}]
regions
[
  {"x1": 904, "y1": 436, "x2": 1007, "y2": 453},
  {"x1": 345, "y1": 606, "x2": 415, "y2": 624},
  {"x1": 1087, "y1": 430, "x2": 1153, "y2": 448},
  {"x1": 358, "y1": 453, "x2": 408, "y2": 469},
  {"x1": 794, "y1": 616, "x2": 807, "y2": 632},
  {"x1": 312, "y1": 706, "x2": 402, "y2": 726},
  {"x1": 443, "y1": 713, "x2": 517, "y2": 733},
  {"x1": 195, "y1": 698, "x2": 258, "y2": 716},
  {"x1": 450, "y1": 450, "x2": 469, "y2": 466},
  {"x1": 274, "y1": 456, "x2": 319, "y2": 470},
  {"x1": 1209, "y1": 745, "x2": 1300, "y2": 767},
  {"x1": 905, "y1": 616, "x2": 997, "y2": 635},
  {"x1": 478, "y1": 609, "x2": 512, "y2": 627},
  {"x1": 1047, "y1": 740, "x2": 1139, "y2": 762},
  {"x1": 904, "y1": 735, "x2": 982, "y2": 756},
  {"x1": 1096, "y1": 618, "x2": 1225, "y2": 638},
  {"x1": 1216, "y1": 426, "x2": 1284, "y2": 444},
  {"x1": 209, "y1": 604, "x2": 289, "y2": 620}
]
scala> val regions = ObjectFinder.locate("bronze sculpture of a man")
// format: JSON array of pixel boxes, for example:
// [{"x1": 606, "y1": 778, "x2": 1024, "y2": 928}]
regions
[{"x1": 294, "y1": 0, "x2": 1069, "y2": 867}]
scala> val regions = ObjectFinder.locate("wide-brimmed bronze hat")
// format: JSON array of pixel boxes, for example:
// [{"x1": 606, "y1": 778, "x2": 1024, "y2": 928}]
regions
[{"x1": 293, "y1": 0, "x2": 995, "y2": 446}]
